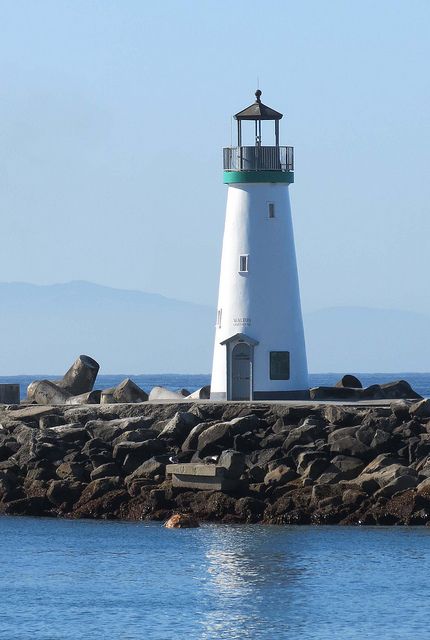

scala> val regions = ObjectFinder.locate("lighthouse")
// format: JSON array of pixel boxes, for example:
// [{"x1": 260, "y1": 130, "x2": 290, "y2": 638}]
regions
[{"x1": 210, "y1": 90, "x2": 309, "y2": 401}]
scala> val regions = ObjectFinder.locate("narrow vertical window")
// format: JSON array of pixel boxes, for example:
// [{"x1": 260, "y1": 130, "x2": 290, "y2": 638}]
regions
[
  {"x1": 217, "y1": 308, "x2": 222, "y2": 328},
  {"x1": 268, "y1": 202, "x2": 275, "y2": 218},
  {"x1": 270, "y1": 351, "x2": 290, "y2": 380},
  {"x1": 239, "y1": 255, "x2": 249, "y2": 273}
]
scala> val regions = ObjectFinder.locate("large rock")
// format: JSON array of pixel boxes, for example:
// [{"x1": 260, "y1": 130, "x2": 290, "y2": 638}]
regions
[
  {"x1": 217, "y1": 450, "x2": 246, "y2": 478},
  {"x1": 112, "y1": 379, "x2": 148, "y2": 404},
  {"x1": 6, "y1": 405, "x2": 59, "y2": 422},
  {"x1": 46, "y1": 480, "x2": 84, "y2": 508},
  {"x1": 65, "y1": 391, "x2": 101, "y2": 405},
  {"x1": 56, "y1": 462, "x2": 89, "y2": 482},
  {"x1": 55, "y1": 355, "x2": 99, "y2": 396},
  {"x1": 327, "y1": 426, "x2": 359, "y2": 444},
  {"x1": 283, "y1": 419, "x2": 325, "y2": 452},
  {"x1": 27, "y1": 380, "x2": 71, "y2": 405},
  {"x1": 197, "y1": 415, "x2": 260, "y2": 457},
  {"x1": 100, "y1": 388, "x2": 116, "y2": 404},
  {"x1": 46, "y1": 425, "x2": 89, "y2": 444},
  {"x1": 187, "y1": 386, "x2": 211, "y2": 400},
  {"x1": 82, "y1": 438, "x2": 113, "y2": 467},
  {"x1": 86, "y1": 417, "x2": 152, "y2": 443},
  {"x1": 90, "y1": 463, "x2": 120, "y2": 480},
  {"x1": 354, "y1": 463, "x2": 417, "y2": 494},
  {"x1": 149, "y1": 387, "x2": 185, "y2": 401},
  {"x1": 310, "y1": 380, "x2": 421, "y2": 402},
  {"x1": 112, "y1": 429, "x2": 158, "y2": 446},
  {"x1": 301, "y1": 457, "x2": 331, "y2": 483},
  {"x1": 379, "y1": 380, "x2": 422, "y2": 400},
  {"x1": 310, "y1": 386, "x2": 365, "y2": 401},
  {"x1": 113, "y1": 440, "x2": 166, "y2": 472},
  {"x1": 410, "y1": 399, "x2": 430, "y2": 419},
  {"x1": 181, "y1": 422, "x2": 217, "y2": 452},
  {"x1": 75, "y1": 476, "x2": 122, "y2": 504},
  {"x1": 374, "y1": 474, "x2": 419, "y2": 498},
  {"x1": 330, "y1": 436, "x2": 371, "y2": 459},
  {"x1": 125, "y1": 457, "x2": 166, "y2": 482},
  {"x1": 157, "y1": 411, "x2": 200, "y2": 443},
  {"x1": 330, "y1": 455, "x2": 365, "y2": 479},
  {"x1": 335, "y1": 375, "x2": 362, "y2": 389}
]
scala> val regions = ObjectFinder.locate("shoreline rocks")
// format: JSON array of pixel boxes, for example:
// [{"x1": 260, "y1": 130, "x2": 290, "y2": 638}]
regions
[{"x1": 0, "y1": 398, "x2": 430, "y2": 526}]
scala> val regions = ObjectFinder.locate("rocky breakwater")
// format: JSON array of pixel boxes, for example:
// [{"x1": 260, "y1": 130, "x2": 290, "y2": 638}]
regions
[
  {"x1": 1, "y1": 397, "x2": 430, "y2": 525},
  {"x1": 0, "y1": 400, "x2": 430, "y2": 524}
]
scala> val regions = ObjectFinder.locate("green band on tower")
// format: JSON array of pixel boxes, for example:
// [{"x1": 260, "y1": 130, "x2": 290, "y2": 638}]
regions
[{"x1": 223, "y1": 171, "x2": 294, "y2": 184}]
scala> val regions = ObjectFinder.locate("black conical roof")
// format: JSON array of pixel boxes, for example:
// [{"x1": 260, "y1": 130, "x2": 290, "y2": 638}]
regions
[{"x1": 234, "y1": 90, "x2": 283, "y2": 121}]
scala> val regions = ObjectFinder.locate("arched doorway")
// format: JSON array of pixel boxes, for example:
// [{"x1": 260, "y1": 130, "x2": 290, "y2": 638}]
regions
[{"x1": 231, "y1": 342, "x2": 251, "y2": 400}]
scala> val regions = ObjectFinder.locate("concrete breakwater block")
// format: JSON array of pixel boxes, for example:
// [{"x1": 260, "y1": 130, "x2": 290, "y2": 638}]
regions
[
  {"x1": 27, "y1": 380, "x2": 71, "y2": 405},
  {"x1": 149, "y1": 386, "x2": 186, "y2": 401},
  {"x1": 53, "y1": 355, "x2": 99, "y2": 396},
  {"x1": 310, "y1": 379, "x2": 422, "y2": 402},
  {"x1": 187, "y1": 385, "x2": 211, "y2": 400},
  {"x1": 166, "y1": 463, "x2": 244, "y2": 491},
  {"x1": 0, "y1": 384, "x2": 20, "y2": 404},
  {"x1": 26, "y1": 354, "x2": 102, "y2": 406}
]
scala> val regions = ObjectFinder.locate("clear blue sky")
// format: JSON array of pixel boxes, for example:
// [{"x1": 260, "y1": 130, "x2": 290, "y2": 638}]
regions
[{"x1": 1, "y1": 0, "x2": 429, "y2": 313}]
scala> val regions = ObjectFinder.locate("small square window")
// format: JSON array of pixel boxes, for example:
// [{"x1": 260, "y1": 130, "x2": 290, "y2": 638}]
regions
[
  {"x1": 270, "y1": 351, "x2": 290, "y2": 380},
  {"x1": 239, "y1": 255, "x2": 249, "y2": 273},
  {"x1": 268, "y1": 202, "x2": 275, "y2": 218}
]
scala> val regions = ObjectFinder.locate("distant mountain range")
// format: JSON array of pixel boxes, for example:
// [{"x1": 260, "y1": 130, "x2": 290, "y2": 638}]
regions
[{"x1": 0, "y1": 281, "x2": 429, "y2": 374}]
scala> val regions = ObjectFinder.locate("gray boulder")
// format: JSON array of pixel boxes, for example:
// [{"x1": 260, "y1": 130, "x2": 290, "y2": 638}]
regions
[
  {"x1": 410, "y1": 399, "x2": 430, "y2": 419},
  {"x1": 218, "y1": 450, "x2": 246, "y2": 478},
  {"x1": 56, "y1": 462, "x2": 89, "y2": 482},
  {"x1": 100, "y1": 388, "x2": 116, "y2": 404},
  {"x1": 158, "y1": 411, "x2": 200, "y2": 443},
  {"x1": 335, "y1": 375, "x2": 362, "y2": 389},
  {"x1": 113, "y1": 439, "x2": 165, "y2": 469},
  {"x1": 77, "y1": 476, "x2": 122, "y2": 504},
  {"x1": 283, "y1": 419, "x2": 324, "y2": 452},
  {"x1": 187, "y1": 386, "x2": 211, "y2": 400},
  {"x1": 197, "y1": 415, "x2": 259, "y2": 457},
  {"x1": 27, "y1": 380, "x2": 71, "y2": 405},
  {"x1": 86, "y1": 417, "x2": 151, "y2": 443},
  {"x1": 330, "y1": 436, "x2": 371, "y2": 459},
  {"x1": 125, "y1": 457, "x2": 166, "y2": 482},
  {"x1": 181, "y1": 422, "x2": 217, "y2": 452},
  {"x1": 65, "y1": 390, "x2": 101, "y2": 405},
  {"x1": 379, "y1": 380, "x2": 422, "y2": 400},
  {"x1": 301, "y1": 458, "x2": 330, "y2": 483},
  {"x1": 374, "y1": 474, "x2": 418, "y2": 498},
  {"x1": 54, "y1": 355, "x2": 99, "y2": 396},
  {"x1": 149, "y1": 386, "x2": 185, "y2": 401},
  {"x1": 353, "y1": 463, "x2": 417, "y2": 494},
  {"x1": 112, "y1": 379, "x2": 148, "y2": 403},
  {"x1": 46, "y1": 480, "x2": 84, "y2": 508},
  {"x1": 90, "y1": 463, "x2": 120, "y2": 480},
  {"x1": 330, "y1": 455, "x2": 365, "y2": 479}
]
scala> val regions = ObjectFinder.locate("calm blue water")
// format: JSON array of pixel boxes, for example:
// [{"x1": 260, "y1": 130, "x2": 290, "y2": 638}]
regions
[
  {"x1": 0, "y1": 517, "x2": 429, "y2": 639},
  {"x1": 2, "y1": 372, "x2": 429, "y2": 400}
]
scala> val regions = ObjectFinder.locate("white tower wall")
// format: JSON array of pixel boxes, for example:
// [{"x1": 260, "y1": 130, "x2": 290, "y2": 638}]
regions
[{"x1": 210, "y1": 181, "x2": 308, "y2": 400}]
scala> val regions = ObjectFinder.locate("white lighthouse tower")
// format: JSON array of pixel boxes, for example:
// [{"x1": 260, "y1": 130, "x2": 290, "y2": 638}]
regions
[{"x1": 210, "y1": 90, "x2": 309, "y2": 401}]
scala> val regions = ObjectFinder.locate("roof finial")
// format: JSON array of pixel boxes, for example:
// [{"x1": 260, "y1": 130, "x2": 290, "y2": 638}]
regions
[{"x1": 255, "y1": 89, "x2": 262, "y2": 103}]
